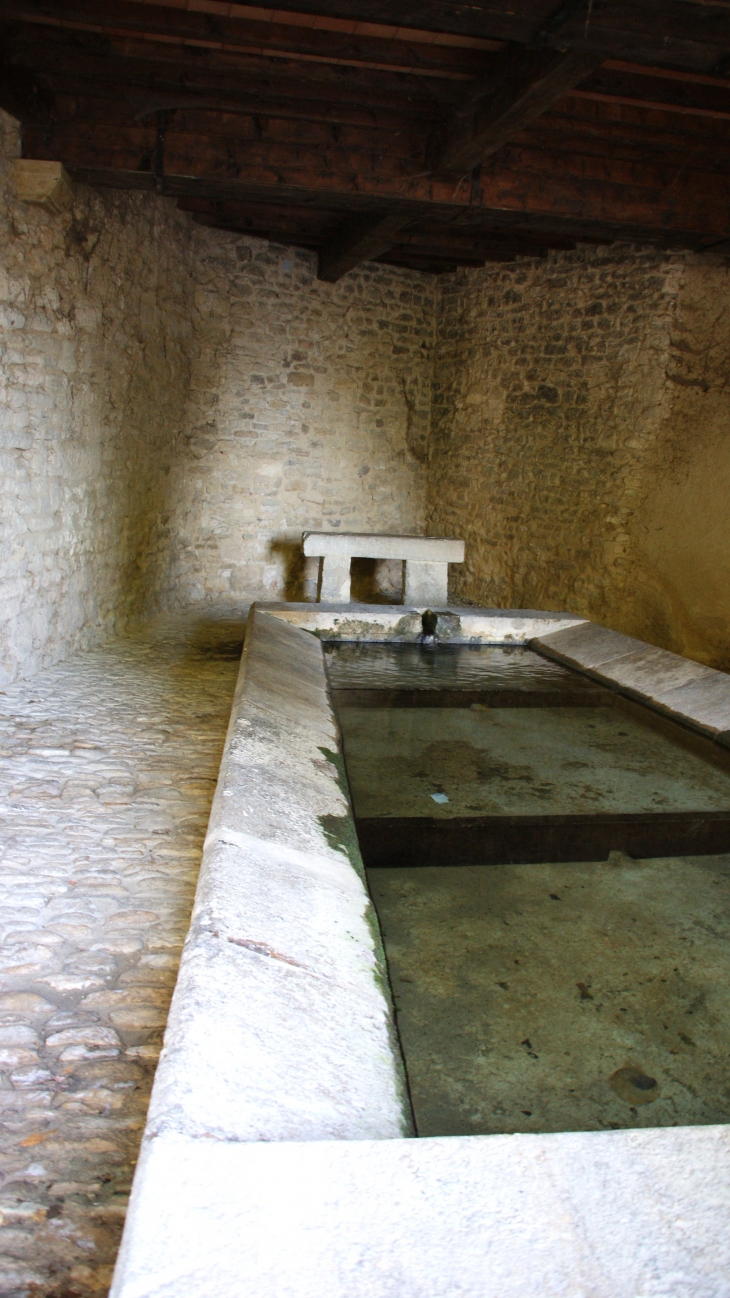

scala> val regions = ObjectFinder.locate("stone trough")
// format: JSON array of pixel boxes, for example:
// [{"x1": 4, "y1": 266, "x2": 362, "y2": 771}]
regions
[{"x1": 110, "y1": 604, "x2": 730, "y2": 1298}]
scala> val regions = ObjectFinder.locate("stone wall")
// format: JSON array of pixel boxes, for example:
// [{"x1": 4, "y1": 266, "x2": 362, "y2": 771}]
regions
[
  {"x1": 428, "y1": 247, "x2": 730, "y2": 670},
  {"x1": 0, "y1": 108, "x2": 434, "y2": 680},
  {"x1": 160, "y1": 231, "x2": 434, "y2": 606},
  {"x1": 5, "y1": 88, "x2": 730, "y2": 679},
  {"x1": 0, "y1": 110, "x2": 193, "y2": 684}
]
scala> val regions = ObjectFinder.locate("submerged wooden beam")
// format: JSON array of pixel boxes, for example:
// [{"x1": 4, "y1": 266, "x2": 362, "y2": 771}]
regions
[{"x1": 427, "y1": 42, "x2": 602, "y2": 178}]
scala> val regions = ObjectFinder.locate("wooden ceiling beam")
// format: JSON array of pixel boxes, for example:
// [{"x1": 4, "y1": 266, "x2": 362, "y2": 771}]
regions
[
  {"x1": 0, "y1": 0, "x2": 499, "y2": 76},
  {"x1": 427, "y1": 42, "x2": 603, "y2": 178},
  {"x1": 317, "y1": 209, "x2": 420, "y2": 281},
  {"x1": 21, "y1": 117, "x2": 730, "y2": 245},
  {"x1": 2, "y1": 26, "x2": 465, "y2": 111}
]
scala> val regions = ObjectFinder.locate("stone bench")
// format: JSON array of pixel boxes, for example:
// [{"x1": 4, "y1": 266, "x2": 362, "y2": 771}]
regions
[{"x1": 302, "y1": 531, "x2": 465, "y2": 605}]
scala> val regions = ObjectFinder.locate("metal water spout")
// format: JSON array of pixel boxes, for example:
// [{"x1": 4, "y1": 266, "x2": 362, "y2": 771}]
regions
[{"x1": 420, "y1": 609, "x2": 439, "y2": 645}]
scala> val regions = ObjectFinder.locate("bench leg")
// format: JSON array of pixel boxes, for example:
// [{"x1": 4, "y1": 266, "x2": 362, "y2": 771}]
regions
[
  {"x1": 404, "y1": 560, "x2": 448, "y2": 606},
  {"x1": 319, "y1": 555, "x2": 351, "y2": 603}
]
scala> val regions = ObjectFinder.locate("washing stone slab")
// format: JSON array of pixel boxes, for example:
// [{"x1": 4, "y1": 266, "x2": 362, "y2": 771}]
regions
[
  {"x1": 265, "y1": 603, "x2": 587, "y2": 643},
  {"x1": 534, "y1": 621, "x2": 730, "y2": 741},
  {"x1": 302, "y1": 532, "x2": 465, "y2": 562},
  {"x1": 111, "y1": 1126, "x2": 730, "y2": 1298},
  {"x1": 140, "y1": 609, "x2": 410, "y2": 1146}
]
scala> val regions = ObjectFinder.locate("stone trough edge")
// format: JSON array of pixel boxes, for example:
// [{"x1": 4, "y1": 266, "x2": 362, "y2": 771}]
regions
[{"x1": 110, "y1": 605, "x2": 730, "y2": 1298}]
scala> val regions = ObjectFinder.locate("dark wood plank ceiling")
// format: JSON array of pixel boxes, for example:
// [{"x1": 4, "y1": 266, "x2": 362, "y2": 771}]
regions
[{"x1": 4, "y1": 0, "x2": 730, "y2": 276}]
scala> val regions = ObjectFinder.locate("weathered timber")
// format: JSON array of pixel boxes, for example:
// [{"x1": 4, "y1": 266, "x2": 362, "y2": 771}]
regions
[
  {"x1": 0, "y1": 0, "x2": 501, "y2": 74},
  {"x1": 44, "y1": 0, "x2": 724, "y2": 69},
  {"x1": 317, "y1": 209, "x2": 421, "y2": 280},
  {"x1": 23, "y1": 121, "x2": 730, "y2": 242},
  {"x1": 2, "y1": 29, "x2": 469, "y2": 109},
  {"x1": 427, "y1": 42, "x2": 602, "y2": 177}
]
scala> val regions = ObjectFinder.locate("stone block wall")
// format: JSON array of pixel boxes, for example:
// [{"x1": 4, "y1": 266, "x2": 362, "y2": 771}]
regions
[
  {"x1": 0, "y1": 110, "x2": 434, "y2": 681},
  {"x1": 160, "y1": 231, "x2": 434, "y2": 607},
  {"x1": 0, "y1": 110, "x2": 193, "y2": 683},
  {"x1": 428, "y1": 247, "x2": 730, "y2": 670}
]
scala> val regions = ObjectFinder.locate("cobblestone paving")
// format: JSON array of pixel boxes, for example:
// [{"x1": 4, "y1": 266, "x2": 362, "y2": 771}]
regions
[{"x1": 0, "y1": 618, "x2": 242, "y2": 1297}]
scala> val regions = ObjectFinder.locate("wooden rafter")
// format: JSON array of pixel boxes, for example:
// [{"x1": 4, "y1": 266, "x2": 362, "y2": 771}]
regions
[
  {"x1": 427, "y1": 42, "x2": 602, "y2": 178},
  {"x1": 5, "y1": 1, "x2": 730, "y2": 274}
]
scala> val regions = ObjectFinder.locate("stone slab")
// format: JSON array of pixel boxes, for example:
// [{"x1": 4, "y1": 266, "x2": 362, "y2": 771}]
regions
[
  {"x1": 11, "y1": 157, "x2": 75, "y2": 213},
  {"x1": 534, "y1": 622, "x2": 730, "y2": 740},
  {"x1": 319, "y1": 554, "x2": 351, "y2": 602},
  {"x1": 403, "y1": 559, "x2": 448, "y2": 605},
  {"x1": 303, "y1": 532, "x2": 465, "y2": 562},
  {"x1": 111, "y1": 1126, "x2": 730, "y2": 1298},
  {"x1": 533, "y1": 621, "x2": 649, "y2": 670},
  {"x1": 263, "y1": 602, "x2": 588, "y2": 643},
  {"x1": 141, "y1": 609, "x2": 410, "y2": 1145}
]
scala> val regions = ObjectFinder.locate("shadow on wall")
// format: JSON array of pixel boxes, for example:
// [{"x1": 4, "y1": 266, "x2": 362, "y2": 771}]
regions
[{"x1": 268, "y1": 538, "x2": 404, "y2": 603}]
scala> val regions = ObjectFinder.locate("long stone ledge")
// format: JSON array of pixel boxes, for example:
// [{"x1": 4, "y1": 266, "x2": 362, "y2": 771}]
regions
[
  {"x1": 113, "y1": 1126, "x2": 730, "y2": 1298},
  {"x1": 302, "y1": 531, "x2": 465, "y2": 562},
  {"x1": 533, "y1": 620, "x2": 730, "y2": 745},
  {"x1": 134, "y1": 608, "x2": 411, "y2": 1148}
]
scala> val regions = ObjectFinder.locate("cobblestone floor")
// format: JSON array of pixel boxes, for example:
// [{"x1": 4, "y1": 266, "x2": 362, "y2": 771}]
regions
[{"x1": 0, "y1": 617, "x2": 243, "y2": 1297}]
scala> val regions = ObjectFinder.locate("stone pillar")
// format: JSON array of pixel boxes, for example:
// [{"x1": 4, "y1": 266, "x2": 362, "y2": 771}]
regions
[
  {"x1": 319, "y1": 555, "x2": 351, "y2": 603},
  {"x1": 404, "y1": 560, "x2": 449, "y2": 606}
]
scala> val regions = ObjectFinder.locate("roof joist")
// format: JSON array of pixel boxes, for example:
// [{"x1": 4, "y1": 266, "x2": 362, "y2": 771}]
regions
[{"x1": 5, "y1": 0, "x2": 730, "y2": 276}]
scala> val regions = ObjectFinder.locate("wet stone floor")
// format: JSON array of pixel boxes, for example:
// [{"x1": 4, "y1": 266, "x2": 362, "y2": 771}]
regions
[
  {"x1": 0, "y1": 618, "x2": 241, "y2": 1298},
  {"x1": 369, "y1": 854, "x2": 730, "y2": 1138}
]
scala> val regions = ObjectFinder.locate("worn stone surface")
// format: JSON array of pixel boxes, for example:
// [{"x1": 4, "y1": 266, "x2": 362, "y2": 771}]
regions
[
  {"x1": 0, "y1": 111, "x2": 194, "y2": 685},
  {"x1": 428, "y1": 246, "x2": 730, "y2": 671},
  {"x1": 403, "y1": 560, "x2": 449, "y2": 606},
  {"x1": 112, "y1": 1126, "x2": 730, "y2": 1298},
  {"x1": 0, "y1": 617, "x2": 239, "y2": 1297},
  {"x1": 319, "y1": 556, "x2": 352, "y2": 603},
  {"x1": 535, "y1": 622, "x2": 730, "y2": 739},
  {"x1": 303, "y1": 533, "x2": 464, "y2": 562},
  {"x1": 143, "y1": 609, "x2": 410, "y2": 1146},
  {"x1": 266, "y1": 602, "x2": 586, "y2": 643}
]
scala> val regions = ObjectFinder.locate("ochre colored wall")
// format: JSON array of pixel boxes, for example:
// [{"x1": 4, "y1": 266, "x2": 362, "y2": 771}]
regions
[
  {"x1": 429, "y1": 248, "x2": 730, "y2": 670},
  {"x1": 629, "y1": 261, "x2": 730, "y2": 669}
]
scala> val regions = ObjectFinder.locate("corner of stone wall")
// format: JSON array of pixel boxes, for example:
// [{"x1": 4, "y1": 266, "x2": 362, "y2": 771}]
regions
[{"x1": 0, "y1": 111, "x2": 195, "y2": 681}]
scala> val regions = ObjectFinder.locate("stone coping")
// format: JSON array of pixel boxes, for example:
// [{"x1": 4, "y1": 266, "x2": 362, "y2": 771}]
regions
[
  {"x1": 533, "y1": 621, "x2": 730, "y2": 748},
  {"x1": 263, "y1": 601, "x2": 587, "y2": 642},
  {"x1": 302, "y1": 532, "x2": 465, "y2": 561},
  {"x1": 113, "y1": 1127, "x2": 730, "y2": 1298},
  {"x1": 111, "y1": 605, "x2": 730, "y2": 1298},
  {"x1": 136, "y1": 609, "x2": 411, "y2": 1148}
]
